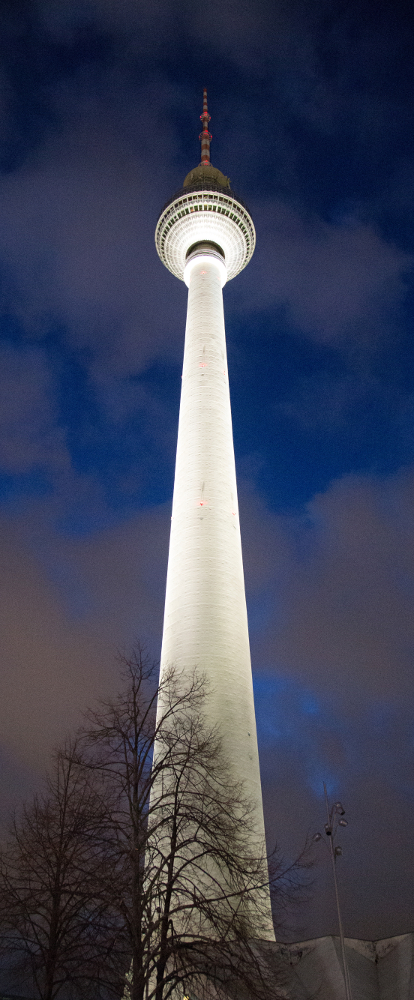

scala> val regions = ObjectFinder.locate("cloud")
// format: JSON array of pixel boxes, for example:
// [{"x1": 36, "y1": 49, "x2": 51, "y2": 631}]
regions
[
  {"x1": 0, "y1": 500, "x2": 168, "y2": 805},
  {"x1": 238, "y1": 471, "x2": 414, "y2": 938},
  {"x1": 0, "y1": 109, "x2": 184, "y2": 371},
  {"x1": 247, "y1": 466, "x2": 414, "y2": 701},
  {"x1": 236, "y1": 199, "x2": 413, "y2": 344},
  {"x1": 0, "y1": 343, "x2": 68, "y2": 476},
  {"x1": 0, "y1": 516, "x2": 111, "y2": 772}
]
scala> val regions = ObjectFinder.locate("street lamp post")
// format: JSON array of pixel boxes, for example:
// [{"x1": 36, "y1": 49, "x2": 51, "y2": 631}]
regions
[{"x1": 314, "y1": 783, "x2": 352, "y2": 1000}]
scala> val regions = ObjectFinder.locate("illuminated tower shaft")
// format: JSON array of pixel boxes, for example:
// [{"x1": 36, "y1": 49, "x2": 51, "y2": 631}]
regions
[
  {"x1": 163, "y1": 245, "x2": 258, "y2": 797},
  {"x1": 156, "y1": 91, "x2": 274, "y2": 940}
]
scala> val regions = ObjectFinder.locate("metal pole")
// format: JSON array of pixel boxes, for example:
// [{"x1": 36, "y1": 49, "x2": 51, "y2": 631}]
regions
[{"x1": 324, "y1": 784, "x2": 352, "y2": 1000}]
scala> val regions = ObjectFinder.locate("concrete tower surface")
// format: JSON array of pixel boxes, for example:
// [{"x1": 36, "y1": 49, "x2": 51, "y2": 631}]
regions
[{"x1": 155, "y1": 91, "x2": 274, "y2": 941}]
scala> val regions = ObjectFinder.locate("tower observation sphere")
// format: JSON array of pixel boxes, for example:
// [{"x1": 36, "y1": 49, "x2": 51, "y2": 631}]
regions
[{"x1": 155, "y1": 90, "x2": 274, "y2": 941}]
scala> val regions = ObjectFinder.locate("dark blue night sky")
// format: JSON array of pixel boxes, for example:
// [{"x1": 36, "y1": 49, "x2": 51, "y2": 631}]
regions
[{"x1": 0, "y1": 0, "x2": 414, "y2": 941}]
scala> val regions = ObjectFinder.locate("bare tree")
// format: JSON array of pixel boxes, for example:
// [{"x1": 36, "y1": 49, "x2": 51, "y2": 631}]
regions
[
  {"x1": 0, "y1": 650, "x2": 309, "y2": 1000},
  {"x1": 0, "y1": 743, "x2": 110, "y2": 1000},
  {"x1": 72, "y1": 649, "x2": 305, "y2": 1000}
]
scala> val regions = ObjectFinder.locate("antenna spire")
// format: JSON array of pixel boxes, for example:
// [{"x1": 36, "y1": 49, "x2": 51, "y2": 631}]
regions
[{"x1": 199, "y1": 88, "x2": 212, "y2": 166}]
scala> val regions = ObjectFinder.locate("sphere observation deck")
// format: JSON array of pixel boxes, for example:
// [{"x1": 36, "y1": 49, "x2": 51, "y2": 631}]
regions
[{"x1": 155, "y1": 164, "x2": 255, "y2": 283}]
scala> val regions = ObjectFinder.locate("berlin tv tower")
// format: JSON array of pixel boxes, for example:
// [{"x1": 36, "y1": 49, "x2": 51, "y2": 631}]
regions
[{"x1": 155, "y1": 90, "x2": 274, "y2": 939}]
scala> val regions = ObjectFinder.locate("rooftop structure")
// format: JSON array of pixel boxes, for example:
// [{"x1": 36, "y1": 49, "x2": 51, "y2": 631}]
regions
[{"x1": 279, "y1": 933, "x2": 414, "y2": 1000}]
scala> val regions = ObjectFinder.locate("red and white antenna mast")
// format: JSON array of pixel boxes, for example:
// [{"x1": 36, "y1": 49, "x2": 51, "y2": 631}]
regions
[{"x1": 199, "y1": 87, "x2": 212, "y2": 165}]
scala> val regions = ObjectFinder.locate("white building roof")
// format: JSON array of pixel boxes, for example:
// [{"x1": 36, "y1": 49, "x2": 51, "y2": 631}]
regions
[{"x1": 277, "y1": 933, "x2": 414, "y2": 1000}]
